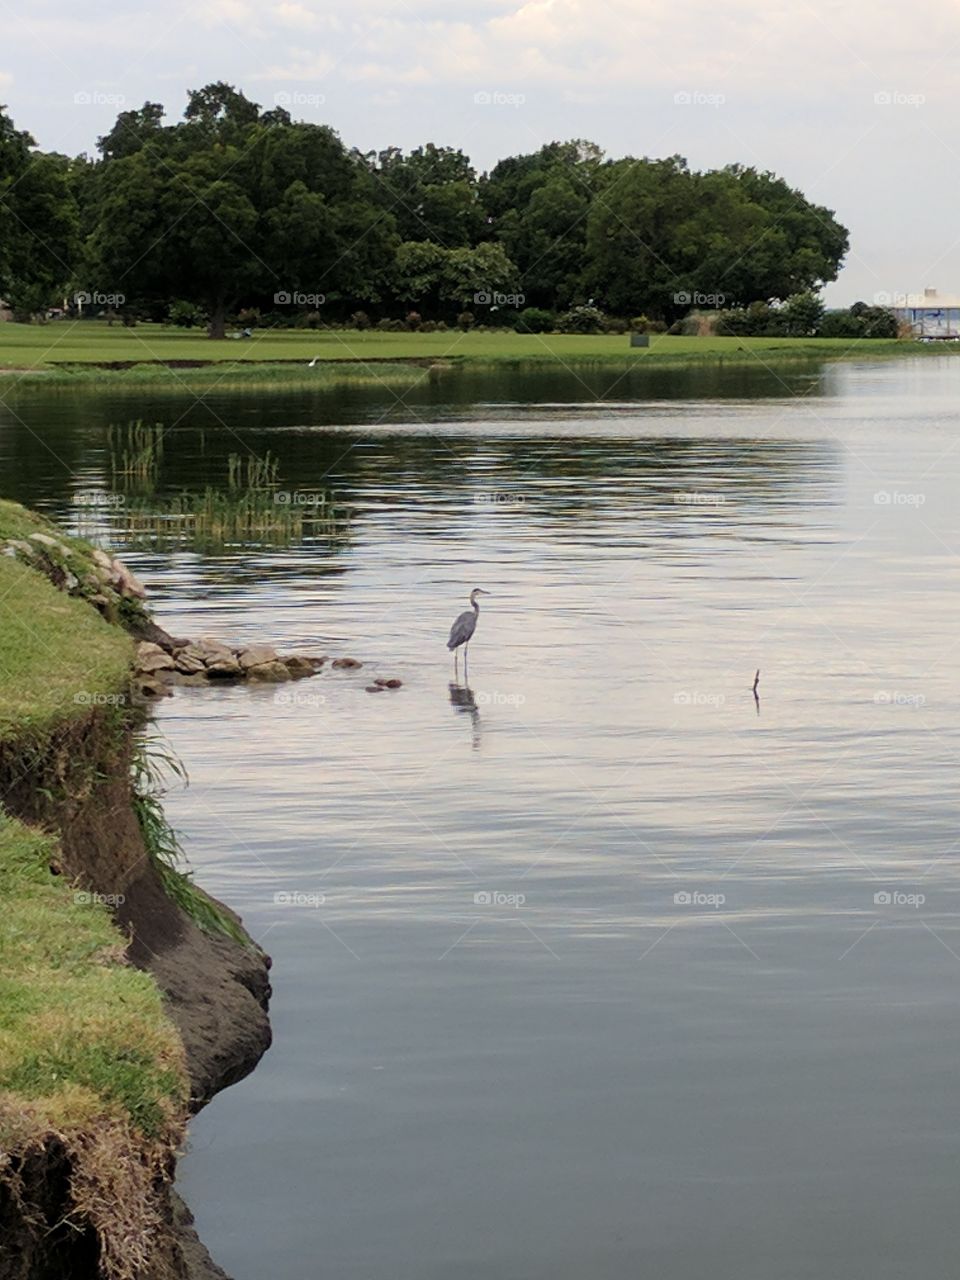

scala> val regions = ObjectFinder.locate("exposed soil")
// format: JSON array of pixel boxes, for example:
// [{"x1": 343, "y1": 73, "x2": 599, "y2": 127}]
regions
[{"x1": 0, "y1": 713, "x2": 271, "y2": 1278}]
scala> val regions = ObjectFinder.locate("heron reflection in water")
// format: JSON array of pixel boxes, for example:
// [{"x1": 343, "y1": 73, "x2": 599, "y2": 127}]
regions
[{"x1": 448, "y1": 682, "x2": 481, "y2": 750}]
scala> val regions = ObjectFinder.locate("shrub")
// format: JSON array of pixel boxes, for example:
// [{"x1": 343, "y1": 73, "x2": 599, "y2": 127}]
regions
[
  {"x1": 557, "y1": 304, "x2": 606, "y2": 334},
  {"x1": 168, "y1": 299, "x2": 205, "y2": 329},
  {"x1": 514, "y1": 307, "x2": 554, "y2": 333},
  {"x1": 350, "y1": 310, "x2": 371, "y2": 330},
  {"x1": 420, "y1": 320, "x2": 439, "y2": 333},
  {"x1": 457, "y1": 310, "x2": 475, "y2": 331},
  {"x1": 405, "y1": 311, "x2": 422, "y2": 331}
]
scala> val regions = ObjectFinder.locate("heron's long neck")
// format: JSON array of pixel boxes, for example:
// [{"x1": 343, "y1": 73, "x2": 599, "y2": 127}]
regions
[{"x1": 472, "y1": 598, "x2": 480, "y2": 613}]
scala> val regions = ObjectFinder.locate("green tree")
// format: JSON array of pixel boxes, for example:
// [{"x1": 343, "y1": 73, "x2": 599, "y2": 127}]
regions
[
  {"x1": 86, "y1": 86, "x2": 397, "y2": 335},
  {"x1": 0, "y1": 110, "x2": 79, "y2": 318}
]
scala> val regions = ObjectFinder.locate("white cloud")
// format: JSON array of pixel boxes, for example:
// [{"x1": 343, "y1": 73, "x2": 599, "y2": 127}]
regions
[{"x1": 251, "y1": 53, "x2": 336, "y2": 81}]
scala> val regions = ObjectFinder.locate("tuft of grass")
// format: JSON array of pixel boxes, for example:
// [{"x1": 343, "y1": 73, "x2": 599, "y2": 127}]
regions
[
  {"x1": 107, "y1": 420, "x2": 165, "y2": 489},
  {"x1": 131, "y1": 737, "x2": 252, "y2": 946}
]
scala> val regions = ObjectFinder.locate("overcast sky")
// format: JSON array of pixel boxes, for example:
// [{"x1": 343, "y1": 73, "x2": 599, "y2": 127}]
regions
[{"x1": 3, "y1": 0, "x2": 958, "y2": 305}]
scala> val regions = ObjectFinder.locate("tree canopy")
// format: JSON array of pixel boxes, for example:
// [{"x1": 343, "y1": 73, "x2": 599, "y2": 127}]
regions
[{"x1": 0, "y1": 86, "x2": 851, "y2": 334}]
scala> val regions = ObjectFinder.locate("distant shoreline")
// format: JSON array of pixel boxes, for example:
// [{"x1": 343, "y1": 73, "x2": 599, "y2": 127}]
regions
[{"x1": 0, "y1": 325, "x2": 956, "y2": 391}]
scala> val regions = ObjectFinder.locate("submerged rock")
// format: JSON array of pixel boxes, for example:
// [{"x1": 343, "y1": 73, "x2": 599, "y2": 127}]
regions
[
  {"x1": 281, "y1": 654, "x2": 323, "y2": 679},
  {"x1": 365, "y1": 684, "x2": 385, "y2": 693},
  {"x1": 374, "y1": 677, "x2": 403, "y2": 689},
  {"x1": 246, "y1": 661, "x2": 292, "y2": 682},
  {"x1": 332, "y1": 657, "x2": 362, "y2": 669}
]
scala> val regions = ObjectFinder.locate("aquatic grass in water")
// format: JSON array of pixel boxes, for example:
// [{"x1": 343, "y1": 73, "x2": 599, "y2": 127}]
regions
[
  {"x1": 116, "y1": 486, "x2": 343, "y2": 551},
  {"x1": 227, "y1": 450, "x2": 280, "y2": 491},
  {"x1": 104, "y1": 440, "x2": 342, "y2": 550},
  {"x1": 107, "y1": 420, "x2": 165, "y2": 489}
]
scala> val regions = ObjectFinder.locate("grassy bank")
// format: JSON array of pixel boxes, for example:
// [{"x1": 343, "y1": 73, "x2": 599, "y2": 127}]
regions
[
  {"x1": 0, "y1": 503, "x2": 133, "y2": 738},
  {"x1": 0, "y1": 507, "x2": 190, "y2": 1276},
  {"x1": 0, "y1": 320, "x2": 951, "y2": 391}
]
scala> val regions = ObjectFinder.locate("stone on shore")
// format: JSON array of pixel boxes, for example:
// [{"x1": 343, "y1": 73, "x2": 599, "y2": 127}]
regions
[
  {"x1": 205, "y1": 656, "x2": 244, "y2": 678},
  {"x1": 174, "y1": 646, "x2": 208, "y2": 674},
  {"x1": 238, "y1": 644, "x2": 279, "y2": 671},
  {"x1": 136, "y1": 641, "x2": 175, "y2": 674}
]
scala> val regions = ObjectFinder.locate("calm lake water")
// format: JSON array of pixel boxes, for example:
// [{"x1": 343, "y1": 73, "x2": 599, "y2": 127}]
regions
[{"x1": 4, "y1": 357, "x2": 960, "y2": 1278}]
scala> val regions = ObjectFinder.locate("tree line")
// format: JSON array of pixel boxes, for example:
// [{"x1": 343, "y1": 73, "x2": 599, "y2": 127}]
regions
[{"x1": 0, "y1": 82, "x2": 857, "y2": 338}]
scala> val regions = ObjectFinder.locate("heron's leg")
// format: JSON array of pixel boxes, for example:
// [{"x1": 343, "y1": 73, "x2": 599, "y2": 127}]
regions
[
  {"x1": 454, "y1": 648, "x2": 459, "y2": 679},
  {"x1": 464, "y1": 643, "x2": 469, "y2": 680}
]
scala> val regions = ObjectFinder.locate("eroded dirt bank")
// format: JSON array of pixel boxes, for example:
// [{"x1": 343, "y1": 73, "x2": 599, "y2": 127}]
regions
[{"x1": 0, "y1": 715, "x2": 272, "y2": 1279}]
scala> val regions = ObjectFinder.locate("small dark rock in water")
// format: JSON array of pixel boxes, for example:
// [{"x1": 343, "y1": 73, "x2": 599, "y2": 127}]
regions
[
  {"x1": 374, "y1": 677, "x2": 403, "y2": 689},
  {"x1": 365, "y1": 684, "x2": 384, "y2": 693},
  {"x1": 332, "y1": 658, "x2": 363, "y2": 669}
]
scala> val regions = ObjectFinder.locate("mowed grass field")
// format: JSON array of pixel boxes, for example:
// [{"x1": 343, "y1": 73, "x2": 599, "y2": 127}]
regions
[{"x1": 0, "y1": 320, "x2": 938, "y2": 382}]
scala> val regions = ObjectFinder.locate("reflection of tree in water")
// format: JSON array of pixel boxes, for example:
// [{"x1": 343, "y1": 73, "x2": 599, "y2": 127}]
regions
[{"x1": 0, "y1": 363, "x2": 839, "y2": 568}]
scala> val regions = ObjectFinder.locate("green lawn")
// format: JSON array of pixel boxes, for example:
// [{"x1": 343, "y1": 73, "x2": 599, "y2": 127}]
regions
[
  {"x1": 0, "y1": 502, "x2": 187, "y2": 1269},
  {"x1": 0, "y1": 501, "x2": 133, "y2": 740},
  {"x1": 0, "y1": 320, "x2": 944, "y2": 387},
  {"x1": 0, "y1": 813, "x2": 187, "y2": 1147}
]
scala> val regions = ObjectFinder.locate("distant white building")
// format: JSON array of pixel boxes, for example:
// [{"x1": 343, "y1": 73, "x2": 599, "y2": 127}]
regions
[{"x1": 889, "y1": 288, "x2": 960, "y2": 338}]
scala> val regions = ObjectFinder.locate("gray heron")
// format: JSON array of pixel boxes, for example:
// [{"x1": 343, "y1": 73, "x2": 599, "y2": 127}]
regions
[{"x1": 447, "y1": 588, "x2": 490, "y2": 678}]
